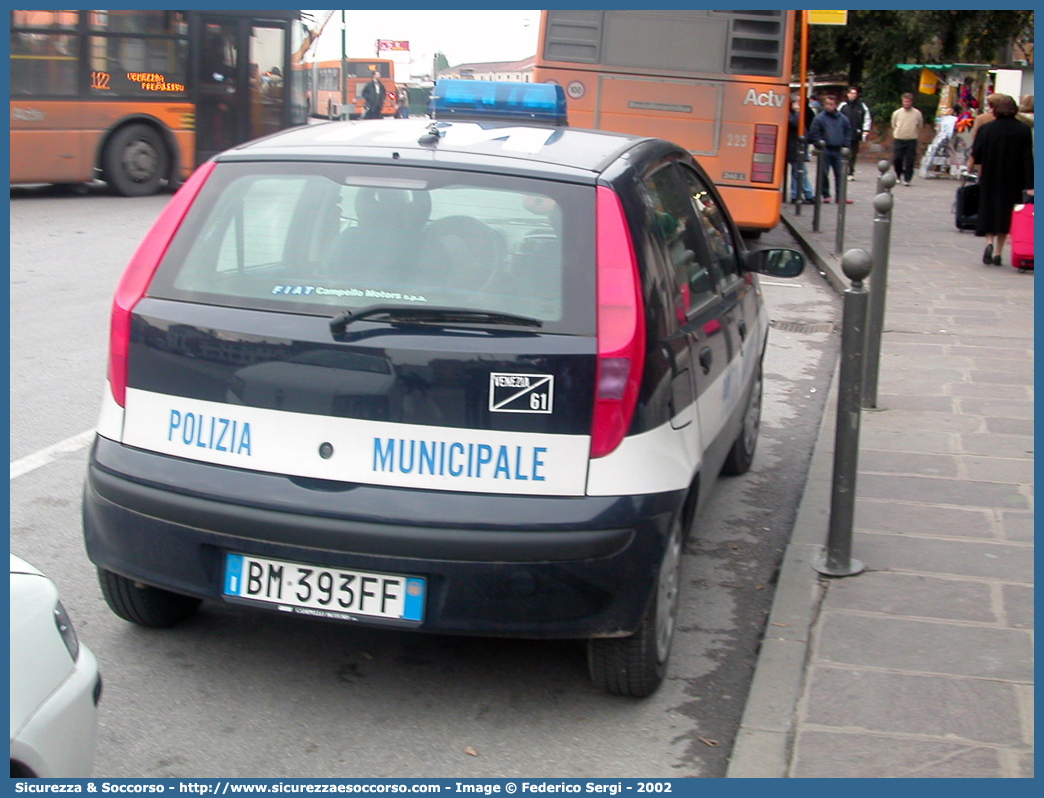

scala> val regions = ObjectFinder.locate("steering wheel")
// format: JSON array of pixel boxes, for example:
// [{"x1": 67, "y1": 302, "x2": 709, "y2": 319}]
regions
[{"x1": 422, "y1": 216, "x2": 502, "y2": 292}]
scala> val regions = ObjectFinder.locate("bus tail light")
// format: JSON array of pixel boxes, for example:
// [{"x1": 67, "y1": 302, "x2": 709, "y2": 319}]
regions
[
  {"x1": 751, "y1": 124, "x2": 777, "y2": 183},
  {"x1": 108, "y1": 162, "x2": 214, "y2": 407},
  {"x1": 591, "y1": 186, "x2": 645, "y2": 459}
]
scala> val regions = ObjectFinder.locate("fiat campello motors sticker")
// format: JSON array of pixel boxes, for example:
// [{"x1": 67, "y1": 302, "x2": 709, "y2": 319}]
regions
[
  {"x1": 120, "y1": 389, "x2": 588, "y2": 496},
  {"x1": 271, "y1": 285, "x2": 428, "y2": 303}
]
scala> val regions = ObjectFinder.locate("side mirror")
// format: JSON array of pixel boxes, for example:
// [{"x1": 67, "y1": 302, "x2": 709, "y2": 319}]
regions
[{"x1": 744, "y1": 247, "x2": 805, "y2": 278}]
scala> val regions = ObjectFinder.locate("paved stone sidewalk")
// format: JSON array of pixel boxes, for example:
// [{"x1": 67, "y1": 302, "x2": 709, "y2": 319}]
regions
[{"x1": 728, "y1": 163, "x2": 1034, "y2": 777}]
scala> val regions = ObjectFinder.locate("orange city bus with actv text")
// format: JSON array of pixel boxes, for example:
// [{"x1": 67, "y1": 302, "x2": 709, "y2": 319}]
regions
[
  {"x1": 10, "y1": 9, "x2": 308, "y2": 196},
  {"x1": 533, "y1": 9, "x2": 795, "y2": 233}
]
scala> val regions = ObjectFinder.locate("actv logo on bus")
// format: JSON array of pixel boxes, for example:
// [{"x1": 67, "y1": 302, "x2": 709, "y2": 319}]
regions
[{"x1": 742, "y1": 89, "x2": 786, "y2": 107}]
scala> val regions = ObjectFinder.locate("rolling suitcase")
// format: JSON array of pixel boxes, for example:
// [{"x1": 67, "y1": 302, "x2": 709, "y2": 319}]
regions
[
  {"x1": 1009, "y1": 201, "x2": 1034, "y2": 271},
  {"x1": 954, "y1": 175, "x2": 978, "y2": 231}
]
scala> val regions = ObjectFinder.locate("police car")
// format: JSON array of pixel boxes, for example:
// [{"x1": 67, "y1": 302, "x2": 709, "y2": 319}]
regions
[{"x1": 83, "y1": 80, "x2": 804, "y2": 697}]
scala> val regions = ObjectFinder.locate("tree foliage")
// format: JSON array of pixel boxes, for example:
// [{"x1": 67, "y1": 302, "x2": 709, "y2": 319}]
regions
[{"x1": 804, "y1": 10, "x2": 1034, "y2": 130}]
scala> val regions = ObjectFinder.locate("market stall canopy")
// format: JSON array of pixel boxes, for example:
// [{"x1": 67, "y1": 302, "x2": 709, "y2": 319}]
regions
[{"x1": 895, "y1": 64, "x2": 992, "y2": 71}]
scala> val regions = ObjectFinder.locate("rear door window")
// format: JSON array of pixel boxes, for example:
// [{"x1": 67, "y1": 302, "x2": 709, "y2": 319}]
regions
[
  {"x1": 674, "y1": 164, "x2": 741, "y2": 288},
  {"x1": 642, "y1": 165, "x2": 719, "y2": 315},
  {"x1": 148, "y1": 162, "x2": 596, "y2": 334}
]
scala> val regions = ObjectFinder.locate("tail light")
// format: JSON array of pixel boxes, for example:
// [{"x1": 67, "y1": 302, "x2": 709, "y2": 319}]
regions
[
  {"x1": 591, "y1": 186, "x2": 645, "y2": 458},
  {"x1": 751, "y1": 124, "x2": 777, "y2": 183},
  {"x1": 108, "y1": 162, "x2": 214, "y2": 407}
]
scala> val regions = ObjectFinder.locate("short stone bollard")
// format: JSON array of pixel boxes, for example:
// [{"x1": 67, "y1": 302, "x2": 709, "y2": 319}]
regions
[{"x1": 814, "y1": 249, "x2": 871, "y2": 578}]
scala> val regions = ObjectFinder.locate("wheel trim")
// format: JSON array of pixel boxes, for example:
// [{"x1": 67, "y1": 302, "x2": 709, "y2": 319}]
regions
[
  {"x1": 655, "y1": 522, "x2": 683, "y2": 662},
  {"x1": 122, "y1": 140, "x2": 159, "y2": 183},
  {"x1": 741, "y1": 370, "x2": 763, "y2": 454}
]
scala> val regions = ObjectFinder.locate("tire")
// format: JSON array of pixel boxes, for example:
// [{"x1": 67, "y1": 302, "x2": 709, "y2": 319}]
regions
[
  {"x1": 103, "y1": 123, "x2": 168, "y2": 197},
  {"x1": 98, "y1": 568, "x2": 200, "y2": 628},
  {"x1": 587, "y1": 516, "x2": 683, "y2": 697},
  {"x1": 721, "y1": 363, "x2": 762, "y2": 476}
]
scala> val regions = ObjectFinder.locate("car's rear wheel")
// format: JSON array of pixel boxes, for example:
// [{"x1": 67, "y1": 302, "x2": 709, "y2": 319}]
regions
[
  {"x1": 587, "y1": 516, "x2": 683, "y2": 697},
  {"x1": 103, "y1": 123, "x2": 168, "y2": 197},
  {"x1": 98, "y1": 568, "x2": 200, "y2": 628},
  {"x1": 721, "y1": 363, "x2": 762, "y2": 476}
]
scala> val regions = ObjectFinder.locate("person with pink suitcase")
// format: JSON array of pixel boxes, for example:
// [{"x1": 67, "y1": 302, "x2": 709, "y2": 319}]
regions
[{"x1": 966, "y1": 94, "x2": 1034, "y2": 266}]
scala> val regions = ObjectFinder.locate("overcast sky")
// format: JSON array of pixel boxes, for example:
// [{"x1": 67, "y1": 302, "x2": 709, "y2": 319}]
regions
[{"x1": 303, "y1": 10, "x2": 540, "y2": 76}]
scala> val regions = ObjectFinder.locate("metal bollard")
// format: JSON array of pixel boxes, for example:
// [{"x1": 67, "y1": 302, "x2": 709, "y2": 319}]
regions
[
  {"x1": 874, "y1": 159, "x2": 892, "y2": 194},
  {"x1": 813, "y1": 249, "x2": 871, "y2": 578},
  {"x1": 812, "y1": 140, "x2": 825, "y2": 232},
  {"x1": 835, "y1": 146, "x2": 852, "y2": 254},
  {"x1": 862, "y1": 188, "x2": 895, "y2": 408}
]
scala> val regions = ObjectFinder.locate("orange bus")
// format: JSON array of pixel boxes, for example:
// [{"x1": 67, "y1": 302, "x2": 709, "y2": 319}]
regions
[
  {"x1": 533, "y1": 10, "x2": 795, "y2": 233},
  {"x1": 300, "y1": 58, "x2": 397, "y2": 119},
  {"x1": 10, "y1": 9, "x2": 308, "y2": 196}
]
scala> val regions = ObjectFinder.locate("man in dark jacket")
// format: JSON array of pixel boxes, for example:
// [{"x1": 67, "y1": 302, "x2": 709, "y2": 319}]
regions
[
  {"x1": 838, "y1": 86, "x2": 872, "y2": 180},
  {"x1": 362, "y1": 71, "x2": 386, "y2": 119},
  {"x1": 808, "y1": 95, "x2": 852, "y2": 203}
]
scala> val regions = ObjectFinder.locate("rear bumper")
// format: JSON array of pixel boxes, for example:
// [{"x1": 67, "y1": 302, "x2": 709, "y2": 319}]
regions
[{"x1": 83, "y1": 437, "x2": 684, "y2": 638}]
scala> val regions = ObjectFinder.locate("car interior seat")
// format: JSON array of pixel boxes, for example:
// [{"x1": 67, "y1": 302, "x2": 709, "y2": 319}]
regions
[{"x1": 323, "y1": 188, "x2": 431, "y2": 286}]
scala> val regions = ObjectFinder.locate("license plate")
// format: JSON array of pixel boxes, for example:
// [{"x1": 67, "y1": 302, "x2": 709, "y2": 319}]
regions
[{"x1": 223, "y1": 553, "x2": 425, "y2": 623}]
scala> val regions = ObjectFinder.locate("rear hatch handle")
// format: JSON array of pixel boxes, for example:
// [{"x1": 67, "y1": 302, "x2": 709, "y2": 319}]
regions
[{"x1": 329, "y1": 304, "x2": 543, "y2": 335}]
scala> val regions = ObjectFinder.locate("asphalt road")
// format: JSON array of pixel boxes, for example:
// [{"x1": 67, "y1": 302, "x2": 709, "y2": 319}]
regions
[{"x1": 10, "y1": 183, "x2": 840, "y2": 778}]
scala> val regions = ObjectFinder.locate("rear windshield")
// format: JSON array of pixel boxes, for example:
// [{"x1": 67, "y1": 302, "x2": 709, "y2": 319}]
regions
[{"x1": 148, "y1": 161, "x2": 596, "y2": 333}]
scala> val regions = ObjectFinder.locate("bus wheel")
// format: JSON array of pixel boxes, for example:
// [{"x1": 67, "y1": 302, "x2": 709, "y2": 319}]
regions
[{"x1": 103, "y1": 123, "x2": 168, "y2": 197}]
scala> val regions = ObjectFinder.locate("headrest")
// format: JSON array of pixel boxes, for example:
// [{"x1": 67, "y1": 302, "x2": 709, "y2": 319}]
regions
[{"x1": 354, "y1": 188, "x2": 431, "y2": 230}]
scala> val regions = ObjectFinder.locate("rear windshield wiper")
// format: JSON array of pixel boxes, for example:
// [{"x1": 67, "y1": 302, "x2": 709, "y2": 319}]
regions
[{"x1": 329, "y1": 304, "x2": 543, "y2": 334}]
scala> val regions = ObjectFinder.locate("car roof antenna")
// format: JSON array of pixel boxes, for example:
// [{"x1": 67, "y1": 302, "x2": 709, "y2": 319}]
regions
[{"x1": 418, "y1": 122, "x2": 442, "y2": 145}]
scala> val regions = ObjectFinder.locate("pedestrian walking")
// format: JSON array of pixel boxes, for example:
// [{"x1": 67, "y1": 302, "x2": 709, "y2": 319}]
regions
[
  {"x1": 838, "y1": 86, "x2": 872, "y2": 180},
  {"x1": 808, "y1": 94, "x2": 852, "y2": 204},
  {"x1": 394, "y1": 85, "x2": 410, "y2": 119},
  {"x1": 1016, "y1": 94, "x2": 1033, "y2": 146},
  {"x1": 362, "y1": 70, "x2": 386, "y2": 120},
  {"x1": 966, "y1": 94, "x2": 1034, "y2": 266},
  {"x1": 891, "y1": 92, "x2": 924, "y2": 186},
  {"x1": 786, "y1": 94, "x2": 815, "y2": 202}
]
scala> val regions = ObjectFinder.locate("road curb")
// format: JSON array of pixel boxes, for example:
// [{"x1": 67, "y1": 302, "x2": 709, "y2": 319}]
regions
[
  {"x1": 726, "y1": 210, "x2": 845, "y2": 778},
  {"x1": 778, "y1": 210, "x2": 848, "y2": 292}
]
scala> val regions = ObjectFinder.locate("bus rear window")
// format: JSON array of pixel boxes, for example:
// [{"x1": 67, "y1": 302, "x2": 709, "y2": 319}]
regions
[{"x1": 148, "y1": 162, "x2": 596, "y2": 333}]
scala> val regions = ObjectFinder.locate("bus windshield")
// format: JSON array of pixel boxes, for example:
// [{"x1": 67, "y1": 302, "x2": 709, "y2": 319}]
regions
[{"x1": 534, "y1": 9, "x2": 794, "y2": 233}]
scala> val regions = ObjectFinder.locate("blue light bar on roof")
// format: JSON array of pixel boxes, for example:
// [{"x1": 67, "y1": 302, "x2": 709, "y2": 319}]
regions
[{"x1": 429, "y1": 79, "x2": 567, "y2": 126}]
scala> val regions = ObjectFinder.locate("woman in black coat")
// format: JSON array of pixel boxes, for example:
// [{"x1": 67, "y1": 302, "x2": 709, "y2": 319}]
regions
[{"x1": 967, "y1": 94, "x2": 1034, "y2": 265}]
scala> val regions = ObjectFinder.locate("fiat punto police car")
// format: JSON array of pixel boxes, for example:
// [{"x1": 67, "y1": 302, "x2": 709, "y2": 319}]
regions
[{"x1": 83, "y1": 81, "x2": 803, "y2": 696}]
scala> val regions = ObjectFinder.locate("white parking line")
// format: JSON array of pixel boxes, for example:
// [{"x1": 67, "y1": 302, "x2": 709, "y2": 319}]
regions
[{"x1": 10, "y1": 429, "x2": 96, "y2": 480}]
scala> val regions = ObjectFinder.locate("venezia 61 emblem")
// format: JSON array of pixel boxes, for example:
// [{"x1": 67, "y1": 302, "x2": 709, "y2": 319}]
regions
[{"x1": 489, "y1": 373, "x2": 554, "y2": 414}]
